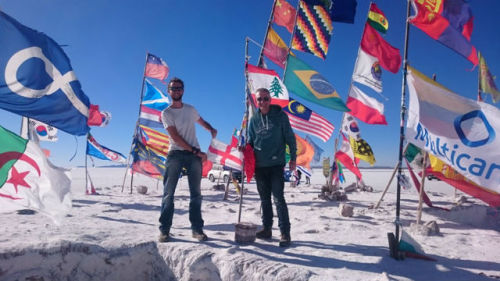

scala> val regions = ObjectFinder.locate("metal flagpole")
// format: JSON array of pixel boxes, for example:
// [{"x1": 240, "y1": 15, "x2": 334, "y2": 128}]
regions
[
  {"x1": 391, "y1": 0, "x2": 412, "y2": 260},
  {"x1": 257, "y1": 0, "x2": 278, "y2": 68},
  {"x1": 85, "y1": 134, "x2": 89, "y2": 194},
  {"x1": 121, "y1": 51, "x2": 149, "y2": 193}
]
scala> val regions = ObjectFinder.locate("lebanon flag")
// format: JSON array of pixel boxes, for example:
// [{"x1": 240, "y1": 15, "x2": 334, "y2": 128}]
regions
[
  {"x1": 207, "y1": 139, "x2": 243, "y2": 171},
  {"x1": 334, "y1": 133, "x2": 362, "y2": 179},
  {"x1": 247, "y1": 63, "x2": 289, "y2": 107},
  {"x1": 0, "y1": 125, "x2": 71, "y2": 223},
  {"x1": 346, "y1": 86, "x2": 387, "y2": 125}
]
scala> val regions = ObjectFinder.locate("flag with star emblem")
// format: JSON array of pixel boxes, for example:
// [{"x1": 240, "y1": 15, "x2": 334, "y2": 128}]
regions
[
  {"x1": 0, "y1": 125, "x2": 71, "y2": 223},
  {"x1": 284, "y1": 55, "x2": 349, "y2": 112},
  {"x1": 283, "y1": 99, "x2": 335, "y2": 142},
  {"x1": 273, "y1": 0, "x2": 296, "y2": 33},
  {"x1": 349, "y1": 136, "x2": 376, "y2": 165}
]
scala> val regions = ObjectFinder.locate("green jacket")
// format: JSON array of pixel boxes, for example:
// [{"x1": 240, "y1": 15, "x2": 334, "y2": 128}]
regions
[{"x1": 248, "y1": 105, "x2": 297, "y2": 168}]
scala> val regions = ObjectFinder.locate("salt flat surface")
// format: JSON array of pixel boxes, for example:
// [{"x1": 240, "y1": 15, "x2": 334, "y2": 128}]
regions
[{"x1": 0, "y1": 167, "x2": 499, "y2": 281}]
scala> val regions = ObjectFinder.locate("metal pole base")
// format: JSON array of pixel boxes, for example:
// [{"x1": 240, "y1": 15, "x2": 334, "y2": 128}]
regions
[{"x1": 387, "y1": 232, "x2": 405, "y2": 260}]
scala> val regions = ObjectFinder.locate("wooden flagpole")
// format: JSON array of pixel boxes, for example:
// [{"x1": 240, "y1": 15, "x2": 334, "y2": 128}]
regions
[
  {"x1": 121, "y1": 51, "x2": 149, "y2": 193},
  {"x1": 391, "y1": 0, "x2": 412, "y2": 260}
]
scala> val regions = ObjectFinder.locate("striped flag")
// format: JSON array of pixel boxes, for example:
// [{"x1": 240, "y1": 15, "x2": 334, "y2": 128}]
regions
[
  {"x1": 86, "y1": 134, "x2": 126, "y2": 163},
  {"x1": 138, "y1": 125, "x2": 170, "y2": 156},
  {"x1": 283, "y1": 99, "x2": 334, "y2": 142}
]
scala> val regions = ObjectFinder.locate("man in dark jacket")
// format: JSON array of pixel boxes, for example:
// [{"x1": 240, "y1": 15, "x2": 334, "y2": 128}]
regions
[{"x1": 248, "y1": 88, "x2": 296, "y2": 247}]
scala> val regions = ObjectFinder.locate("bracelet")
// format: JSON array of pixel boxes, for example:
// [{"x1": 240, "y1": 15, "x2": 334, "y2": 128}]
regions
[{"x1": 191, "y1": 146, "x2": 200, "y2": 155}]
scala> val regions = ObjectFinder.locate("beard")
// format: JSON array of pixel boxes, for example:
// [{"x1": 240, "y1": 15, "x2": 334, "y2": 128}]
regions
[{"x1": 172, "y1": 96, "x2": 182, "y2": 102}]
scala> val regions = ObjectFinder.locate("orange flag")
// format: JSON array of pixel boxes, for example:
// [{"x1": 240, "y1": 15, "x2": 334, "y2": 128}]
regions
[{"x1": 295, "y1": 134, "x2": 314, "y2": 169}]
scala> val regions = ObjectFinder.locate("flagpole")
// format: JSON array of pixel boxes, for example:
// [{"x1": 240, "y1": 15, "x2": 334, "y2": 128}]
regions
[
  {"x1": 257, "y1": 0, "x2": 278, "y2": 67},
  {"x1": 392, "y1": 0, "x2": 412, "y2": 260},
  {"x1": 85, "y1": 134, "x2": 89, "y2": 194},
  {"x1": 477, "y1": 54, "x2": 483, "y2": 102},
  {"x1": 121, "y1": 51, "x2": 149, "y2": 193}
]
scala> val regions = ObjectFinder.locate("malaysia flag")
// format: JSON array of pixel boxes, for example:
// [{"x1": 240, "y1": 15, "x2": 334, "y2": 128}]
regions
[{"x1": 282, "y1": 99, "x2": 334, "y2": 142}]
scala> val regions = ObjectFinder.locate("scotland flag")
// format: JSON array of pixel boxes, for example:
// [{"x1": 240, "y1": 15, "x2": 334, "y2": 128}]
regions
[{"x1": 0, "y1": 11, "x2": 90, "y2": 135}]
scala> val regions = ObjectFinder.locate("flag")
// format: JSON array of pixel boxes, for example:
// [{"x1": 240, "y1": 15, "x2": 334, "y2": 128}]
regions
[
  {"x1": 331, "y1": 0, "x2": 357, "y2": 24},
  {"x1": 406, "y1": 66, "x2": 500, "y2": 193},
  {"x1": 138, "y1": 125, "x2": 170, "y2": 156},
  {"x1": 305, "y1": 135, "x2": 324, "y2": 163},
  {"x1": 247, "y1": 63, "x2": 289, "y2": 107},
  {"x1": 295, "y1": 134, "x2": 314, "y2": 170},
  {"x1": 341, "y1": 113, "x2": 361, "y2": 141},
  {"x1": 367, "y1": 3, "x2": 388, "y2": 33},
  {"x1": 273, "y1": 0, "x2": 296, "y2": 33},
  {"x1": 352, "y1": 49, "x2": 383, "y2": 93},
  {"x1": 398, "y1": 229, "x2": 436, "y2": 261},
  {"x1": 142, "y1": 79, "x2": 170, "y2": 109},
  {"x1": 263, "y1": 27, "x2": 289, "y2": 68},
  {"x1": 350, "y1": 136, "x2": 375, "y2": 165},
  {"x1": 131, "y1": 138, "x2": 166, "y2": 179},
  {"x1": 283, "y1": 99, "x2": 335, "y2": 142},
  {"x1": 478, "y1": 52, "x2": 500, "y2": 103},
  {"x1": 86, "y1": 134, "x2": 126, "y2": 163},
  {"x1": 360, "y1": 22, "x2": 401, "y2": 73},
  {"x1": 243, "y1": 144, "x2": 255, "y2": 183},
  {"x1": 207, "y1": 138, "x2": 243, "y2": 171},
  {"x1": 145, "y1": 53, "x2": 169, "y2": 80},
  {"x1": 0, "y1": 125, "x2": 71, "y2": 223},
  {"x1": 292, "y1": 0, "x2": 333, "y2": 60},
  {"x1": 138, "y1": 79, "x2": 170, "y2": 128},
  {"x1": 0, "y1": 11, "x2": 90, "y2": 136},
  {"x1": 427, "y1": 154, "x2": 500, "y2": 207},
  {"x1": 297, "y1": 165, "x2": 312, "y2": 178},
  {"x1": 284, "y1": 55, "x2": 349, "y2": 112},
  {"x1": 87, "y1": 104, "x2": 111, "y2": 127},
  {"x1": 334, "y1": 133, "x2": 362, "y2": 179},
  {"x1": 21, "y1": 117, "x2": 58, "y2": 142},
  {"x1": 405, "y1": 158, "x2": 441, "y2": 209},
  {"x1": 410, "y1": 0, "x2": 478, "y2": 65},
  {"x1": 346, "y1": 85, "x2": 387, "y2": 125}
]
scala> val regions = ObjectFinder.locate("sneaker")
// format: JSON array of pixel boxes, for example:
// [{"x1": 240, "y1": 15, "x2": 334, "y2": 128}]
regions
[
  {"x1": 279, "y1": 233, "x2": 291, "y2": 247},
  {"x1": 192, "y1": 231, "x2": 208, "y2": 241},
  {"x1": 158, "y1": 232, "x2": 169, "y2": 243},
  {"x1": 255, "y1": 227, "x2": 272, "y2": 239}
]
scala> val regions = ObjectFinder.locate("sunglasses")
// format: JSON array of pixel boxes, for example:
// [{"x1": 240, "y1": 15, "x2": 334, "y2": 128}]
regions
[
  {"x1": 169, "y1": 86, "x2": 184, "y2": 91},
  {"x1": 257, "y1": 97, "x2": 270, "y2": 102}
]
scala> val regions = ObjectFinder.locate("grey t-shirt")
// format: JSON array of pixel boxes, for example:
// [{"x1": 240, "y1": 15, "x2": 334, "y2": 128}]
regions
[{"x1": 161, "y1": 103, "x2": 200, "y2": 151}]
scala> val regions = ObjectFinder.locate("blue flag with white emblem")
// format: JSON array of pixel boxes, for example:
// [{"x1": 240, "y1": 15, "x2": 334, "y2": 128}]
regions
[{"x1": 0, "y1": 11, "x2": 90, "y2": 135}]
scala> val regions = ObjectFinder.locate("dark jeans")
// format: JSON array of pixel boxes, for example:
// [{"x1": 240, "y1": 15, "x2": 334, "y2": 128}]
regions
[
  {"x1": 159, "y1": 150, "x2": 204, "y2": 234},
  {"x1": 255, "y1": 165, "x2": 290, "y2": 235}
]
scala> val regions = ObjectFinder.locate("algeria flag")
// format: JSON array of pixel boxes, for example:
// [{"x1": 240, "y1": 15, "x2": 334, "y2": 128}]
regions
[
  {"x1": 0, "y1": 126, "x2": 71, "y2": 223},
  {"x1": 247, "y1": 63, "x2": 289, "y2": 107}
]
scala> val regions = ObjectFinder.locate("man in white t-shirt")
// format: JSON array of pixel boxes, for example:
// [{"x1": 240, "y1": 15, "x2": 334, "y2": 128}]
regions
[{"x1": 158, "y1": 77, "x2": 217, "y2": 243}]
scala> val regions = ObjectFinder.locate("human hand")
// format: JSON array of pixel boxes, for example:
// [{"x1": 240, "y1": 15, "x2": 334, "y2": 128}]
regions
[
  {"x1": 210, "y1": 128, "x2": 217, "y2": 139},
  {"x1": 199, "y1": 151, "x2": 208, "y2": 162}
]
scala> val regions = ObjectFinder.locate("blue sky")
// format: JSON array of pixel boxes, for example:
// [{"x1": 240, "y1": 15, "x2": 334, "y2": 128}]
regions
[{"x1": 1, "y1": 0, "x2": 499, "y2": 168}]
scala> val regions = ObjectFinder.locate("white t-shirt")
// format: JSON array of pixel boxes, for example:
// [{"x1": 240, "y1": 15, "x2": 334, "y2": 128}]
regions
[{"x1": 161, "y1": 103, "x2": 200, "y2": 151}]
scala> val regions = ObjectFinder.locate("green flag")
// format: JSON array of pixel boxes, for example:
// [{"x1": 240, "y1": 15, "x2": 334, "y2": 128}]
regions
[
  {"x1": 0, "y1": 126, "x2": 28, "y2": 186},
  {"x1": 479, "y1": 52, "x2": 500, "y2": 103},
  {"x1": 284, "y1": 55, "x2": 349, "y2": 112}
]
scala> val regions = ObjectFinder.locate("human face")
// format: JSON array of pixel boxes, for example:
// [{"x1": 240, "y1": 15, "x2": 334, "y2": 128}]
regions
[
  {"x1": 256, "y1": 90, "x2": 271, "y2": 113},
  {"x1": 168, "y1": 82, "x2": 184, "y2": 101}
]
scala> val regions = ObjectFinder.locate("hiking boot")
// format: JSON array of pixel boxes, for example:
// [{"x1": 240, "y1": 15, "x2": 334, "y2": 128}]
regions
[
  {"x1": 158, "y1": 232, "x2": 169, "y2": 243},
  {"x1": 279, "y1": 233, "x2": 291, "y2": 247},
  {"x1": 256, "y1": 227, "x2": 272, "y2": 239},
  {"x1": 192, "y1": 231, "x2": 208, "y2": 241}
]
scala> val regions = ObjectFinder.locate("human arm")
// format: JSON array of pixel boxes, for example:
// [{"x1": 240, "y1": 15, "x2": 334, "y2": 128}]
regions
[
  {"x1": 197, "y1": 117, "x2": 217, "y2": 139},
  {"x1": 282, "y1": 113, "x2": 296, "y2": 171}
]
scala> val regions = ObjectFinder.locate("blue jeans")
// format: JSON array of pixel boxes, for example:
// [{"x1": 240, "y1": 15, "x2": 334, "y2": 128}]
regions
[
  {"x1": 255, "y1": 165, "x2": 290, "y2": 235},
  {"x1": 159, "y1": 150, "x2": 204, "y2": 234}
]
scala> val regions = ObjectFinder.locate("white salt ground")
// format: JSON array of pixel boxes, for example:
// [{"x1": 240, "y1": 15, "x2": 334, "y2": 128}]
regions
[{"x1": 0, "y1": 167, "x2": 499, "y2": 281}]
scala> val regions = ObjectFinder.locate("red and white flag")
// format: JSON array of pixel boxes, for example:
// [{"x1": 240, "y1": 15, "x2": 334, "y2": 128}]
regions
[
  {"x1": 247, "y1": 64, "x2": 289, "y2": 107},
  {"x1": 207, "y1": 139, "x2": 243, "y2": 171},
  {"x1": 346, "y1": 86, "x2": 387, "y2": 125},
  {"x1": 87, "y1": 104, "x2": 111, "y2": 127},
  {"x1": 334, "y1": 133, "x2": 362, "y2": 179}
]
